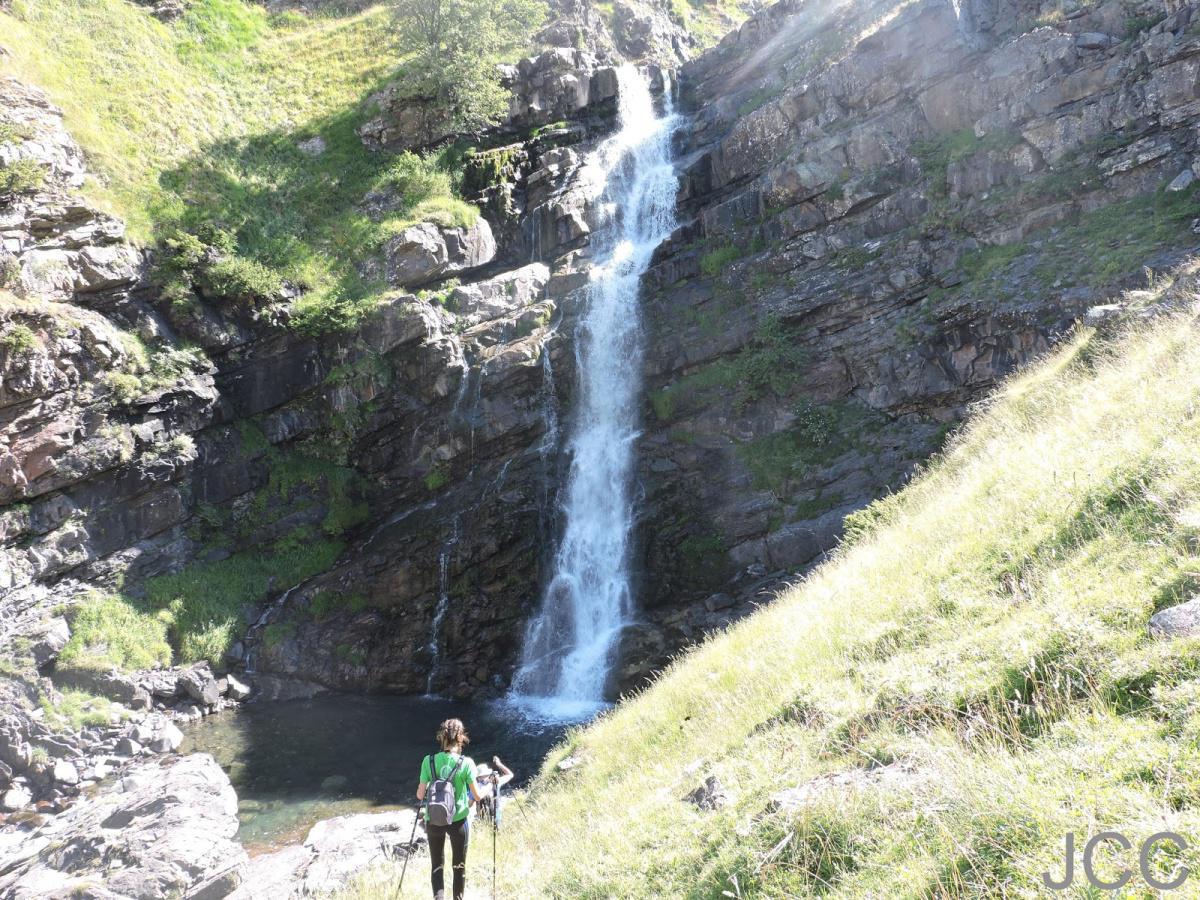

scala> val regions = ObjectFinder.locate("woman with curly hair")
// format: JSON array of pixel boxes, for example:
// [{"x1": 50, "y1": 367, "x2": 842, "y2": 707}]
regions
[{"x1": 416, "y1": 718, "x2": 488, "y2": 900}]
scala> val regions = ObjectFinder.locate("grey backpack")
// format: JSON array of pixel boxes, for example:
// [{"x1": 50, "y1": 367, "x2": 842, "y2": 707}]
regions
[{"x1": 426, "y1": 754, "x2": 464, "y2": 827}]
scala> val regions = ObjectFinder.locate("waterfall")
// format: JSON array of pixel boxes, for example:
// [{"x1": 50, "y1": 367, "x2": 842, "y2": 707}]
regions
[
  {"x1": 425, "y1": 515, "x2": 461, "y2": 695},
  {"x1": 511, "y1": 65, "x2": 679, "y2": 718}
]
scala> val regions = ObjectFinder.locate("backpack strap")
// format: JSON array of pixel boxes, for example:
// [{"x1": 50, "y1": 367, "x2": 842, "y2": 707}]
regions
[
  {"x1": 427, "y1": 754, "x2": 437, "y2": 782},
  {"x1": 447, "y1": 753, "x2": 465, "y2": 780}
]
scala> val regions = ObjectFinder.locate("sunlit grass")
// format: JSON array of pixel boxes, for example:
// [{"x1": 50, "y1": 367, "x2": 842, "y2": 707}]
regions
[
  {"x1": 0, "y1": 0, "x2": 468, "y2": 329},
  {"x1": 345, "y1": 269, "x2": 1200, "y2": 897}
]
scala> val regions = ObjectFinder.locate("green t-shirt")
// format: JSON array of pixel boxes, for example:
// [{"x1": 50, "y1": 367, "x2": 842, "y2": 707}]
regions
[{"x1": 420, "y1": 751, "x2": 477, "y2": 823}]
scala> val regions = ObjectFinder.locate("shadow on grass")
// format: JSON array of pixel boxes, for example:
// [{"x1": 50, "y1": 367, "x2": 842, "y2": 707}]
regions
[{"x1": 154, "y1": 71, "x2": 402, "y2": 328}]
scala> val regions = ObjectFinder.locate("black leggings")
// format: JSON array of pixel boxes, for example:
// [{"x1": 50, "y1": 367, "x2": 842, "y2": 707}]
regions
[{"x1": 427, "y1": 817, "x2": 470, "y2": 900}]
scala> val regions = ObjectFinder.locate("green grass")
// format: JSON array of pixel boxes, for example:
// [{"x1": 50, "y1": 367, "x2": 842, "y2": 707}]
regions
[
  {"x1": 350, "y1": 267, "x2": 1200, "y2": 898},
  {"x1": 2, "y1": 0, "x2": 475, "y2": 332},
  {"x1": 40, "y1": 687, "x2": 123, "y2": 730},
  {"x1": 736, "y1": 399, "x2": 883, "y2": 494},
  {"x1": 699, "y1": 244, "x2": 744, "y2": 278},
  {"x1": 670, "y1": 0, "x2": 752, "y2": 50},
  {"x1": 58, "y1": 592, "x2": 173, "y2": 672},
  {"x1": 651, "y1": 318, "x2": 807, "y2": 421},
  {"x1": 942, "y1": 181, "x2": 1200, "y2": 306},
  {"x1": 142, "y1": 538, "x2": 345, "y2": 663}
]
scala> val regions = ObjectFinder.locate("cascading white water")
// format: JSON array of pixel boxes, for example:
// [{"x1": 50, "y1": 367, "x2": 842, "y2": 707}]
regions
[{"x1": 511, "y1": 65, "x2": 679, "y2": 719}]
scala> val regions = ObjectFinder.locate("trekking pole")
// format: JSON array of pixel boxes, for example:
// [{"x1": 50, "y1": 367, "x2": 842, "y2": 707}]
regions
[
  {"x1": 394, "y1": 799, "x2": 424, "y2": 900},
  {"x1": 492, "y1": 775, "x2": 501, "y2": 900}
]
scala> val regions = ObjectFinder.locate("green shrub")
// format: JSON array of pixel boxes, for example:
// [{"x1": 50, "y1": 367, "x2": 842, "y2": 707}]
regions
[
  {"x1": 58, "y1": 593, "x2": 172, "y2": 672},
  {"x1": 699, "y1": 244, "x2": 742, "y2": 278},
  {"x1": 0, "y1": 158, "x2": 44, "y2": 195},
  {"x1": 424, "y1": 466, "x2": 448, "y2": 491},
  {"x1": 1, "y1": 323, "x2": 38, "y2": 355},
  {"x1": 382, "y1": 152, "x2": 453, "y2": 210},
  {"x1": 199, "y1": 255, "x2": 284, "y2": 304}
]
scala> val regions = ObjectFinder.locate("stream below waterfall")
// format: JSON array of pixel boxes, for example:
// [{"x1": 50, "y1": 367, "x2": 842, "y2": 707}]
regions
[{"x1": 182, "y1": 695, "x2": 566, "y2": 853}]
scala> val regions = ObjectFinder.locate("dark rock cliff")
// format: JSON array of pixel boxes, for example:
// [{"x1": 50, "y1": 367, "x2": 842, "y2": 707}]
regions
[{"x1": 6, "y1": 0, "x2": 1200, "y2": 717}]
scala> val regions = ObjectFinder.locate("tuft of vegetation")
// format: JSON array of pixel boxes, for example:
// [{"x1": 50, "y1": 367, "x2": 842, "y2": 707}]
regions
[
  {"x1": 1, "y1": 322, "x2": 38, "y2": 355},
  {"x1": 424, "y1": 465, "x2": 449, "y2": 492},
  {"x1": 0, "y1": 121, "x2": 34, "y2": 144},
  {"x1": 104, "y1": 341, "x2": 210, "y2": 405},
  {"x1": 652, "y1": 317, "x2": 808, "y2": 421},
  {"x1": 352, "y1": 272, "x2": 1200, "y2": 898},
  {"x1": 308, "y1": 590, "x2": 371, "y2": 620},
  {"x1": 40, "y1": 688, "x2": 123, "y2": 731},
  {"x1": 737, "y1": 398, "x2": 881, "y2": 494},
  {"x1": 698, "y1": 244, "x2": 747, "y2": 278},
  {"x1": 199, "y1": 255, "x2": 285, "y2": 306},
  {"x1": 0, "y1": 157, "x2": 44, "y2": 195},
  {"x1": 58, "y1": 593, "x2": 173, "y2": 673}
]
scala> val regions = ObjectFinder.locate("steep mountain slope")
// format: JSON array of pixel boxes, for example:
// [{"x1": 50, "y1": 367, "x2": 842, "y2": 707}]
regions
[{"x1": 367, "y1": 279, "x2": 1200, "y2": 897}]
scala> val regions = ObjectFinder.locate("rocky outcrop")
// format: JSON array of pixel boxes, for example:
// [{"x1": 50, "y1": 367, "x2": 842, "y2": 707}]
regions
[
  {"x1": 230, "y1": 810, "x2": 424, "y2": 899},
  {"x1": 10, "y1": 0, "x2": 1200, "y2": 732},
  {"x1": 0, "y1": 78, "x2": 141, "y2": 302},
  {"x1": 379, "y1": 219, "x2": 497, "y2": 289},
  {"x1": 605, "y1": 0, "x2": 1200, "y2": 686},
  {"x1": 0, "y1": 753, "x2": 246, "y2": 898}
]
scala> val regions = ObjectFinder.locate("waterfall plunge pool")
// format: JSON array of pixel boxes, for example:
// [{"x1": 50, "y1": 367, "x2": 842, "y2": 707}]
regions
[{"x1": 181, "y1": 694, "x2": 569, "y2": 853}]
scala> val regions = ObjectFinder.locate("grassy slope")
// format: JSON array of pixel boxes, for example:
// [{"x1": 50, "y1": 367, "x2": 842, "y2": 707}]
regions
[
  {"x1": 354, "y1": 265, "x2": 1200, "y2": 897},
  {"x1": 1, "y1": 0, "x2": 474, "y2": 325}
]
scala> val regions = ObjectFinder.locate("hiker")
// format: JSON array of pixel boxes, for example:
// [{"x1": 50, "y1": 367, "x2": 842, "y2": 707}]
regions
[
  {"x1": 474, "y1": 756, "x2": 514, "y2": 821},
  {"x1": 417, "y1": 718, "x2": 489, "y2": 900}
]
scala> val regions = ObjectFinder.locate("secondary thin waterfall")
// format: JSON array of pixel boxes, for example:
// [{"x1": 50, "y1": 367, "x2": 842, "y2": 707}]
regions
[{"x1": 511, "y1": 66, "x2": 679, "y2": 715}]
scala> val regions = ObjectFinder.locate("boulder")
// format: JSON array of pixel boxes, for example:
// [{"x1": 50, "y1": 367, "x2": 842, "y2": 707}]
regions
[
  {"x1": 685, "y1": 775, "x2": 730, "y2": 811},
  {"x1": 178, "y1": 665, "x2": 221, "y2": 707},
  {"x1": 448, "y1": 263, "x2": 551, "y2": 326},
  {"x1": 29, "y1": 617, "x2": 70, "y2": 668},
  {"x1": 150, "y1": 722, "x2": 184, "y2": 754},
  {"x1": 114, "y1": 737, "x2": 142, "y2": 757},
  {"x1": 231, "y1": 810, "x2": 423, "y2": 899},
  {"x1": 1, "y1": 783, "x2": 32, "y2": 811},
  {"x1": 382, "y1": 219, "x2": 496, "y2": 288},
  {"x1": 0, "y1": 754, "x2": 246, "y2": 899},
  {"x1": 51, "y1": 760, "x2": 79, "y2": 786},
  {"x1": 225, "y1": 673, "x2": 251, "y2": 701},
  {"x1": 55, "y1": 665, "x2": 154, "y2": 710},
  {"x1": 1149, "y1": 597, "x2": 1200, "y2": 638}
]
